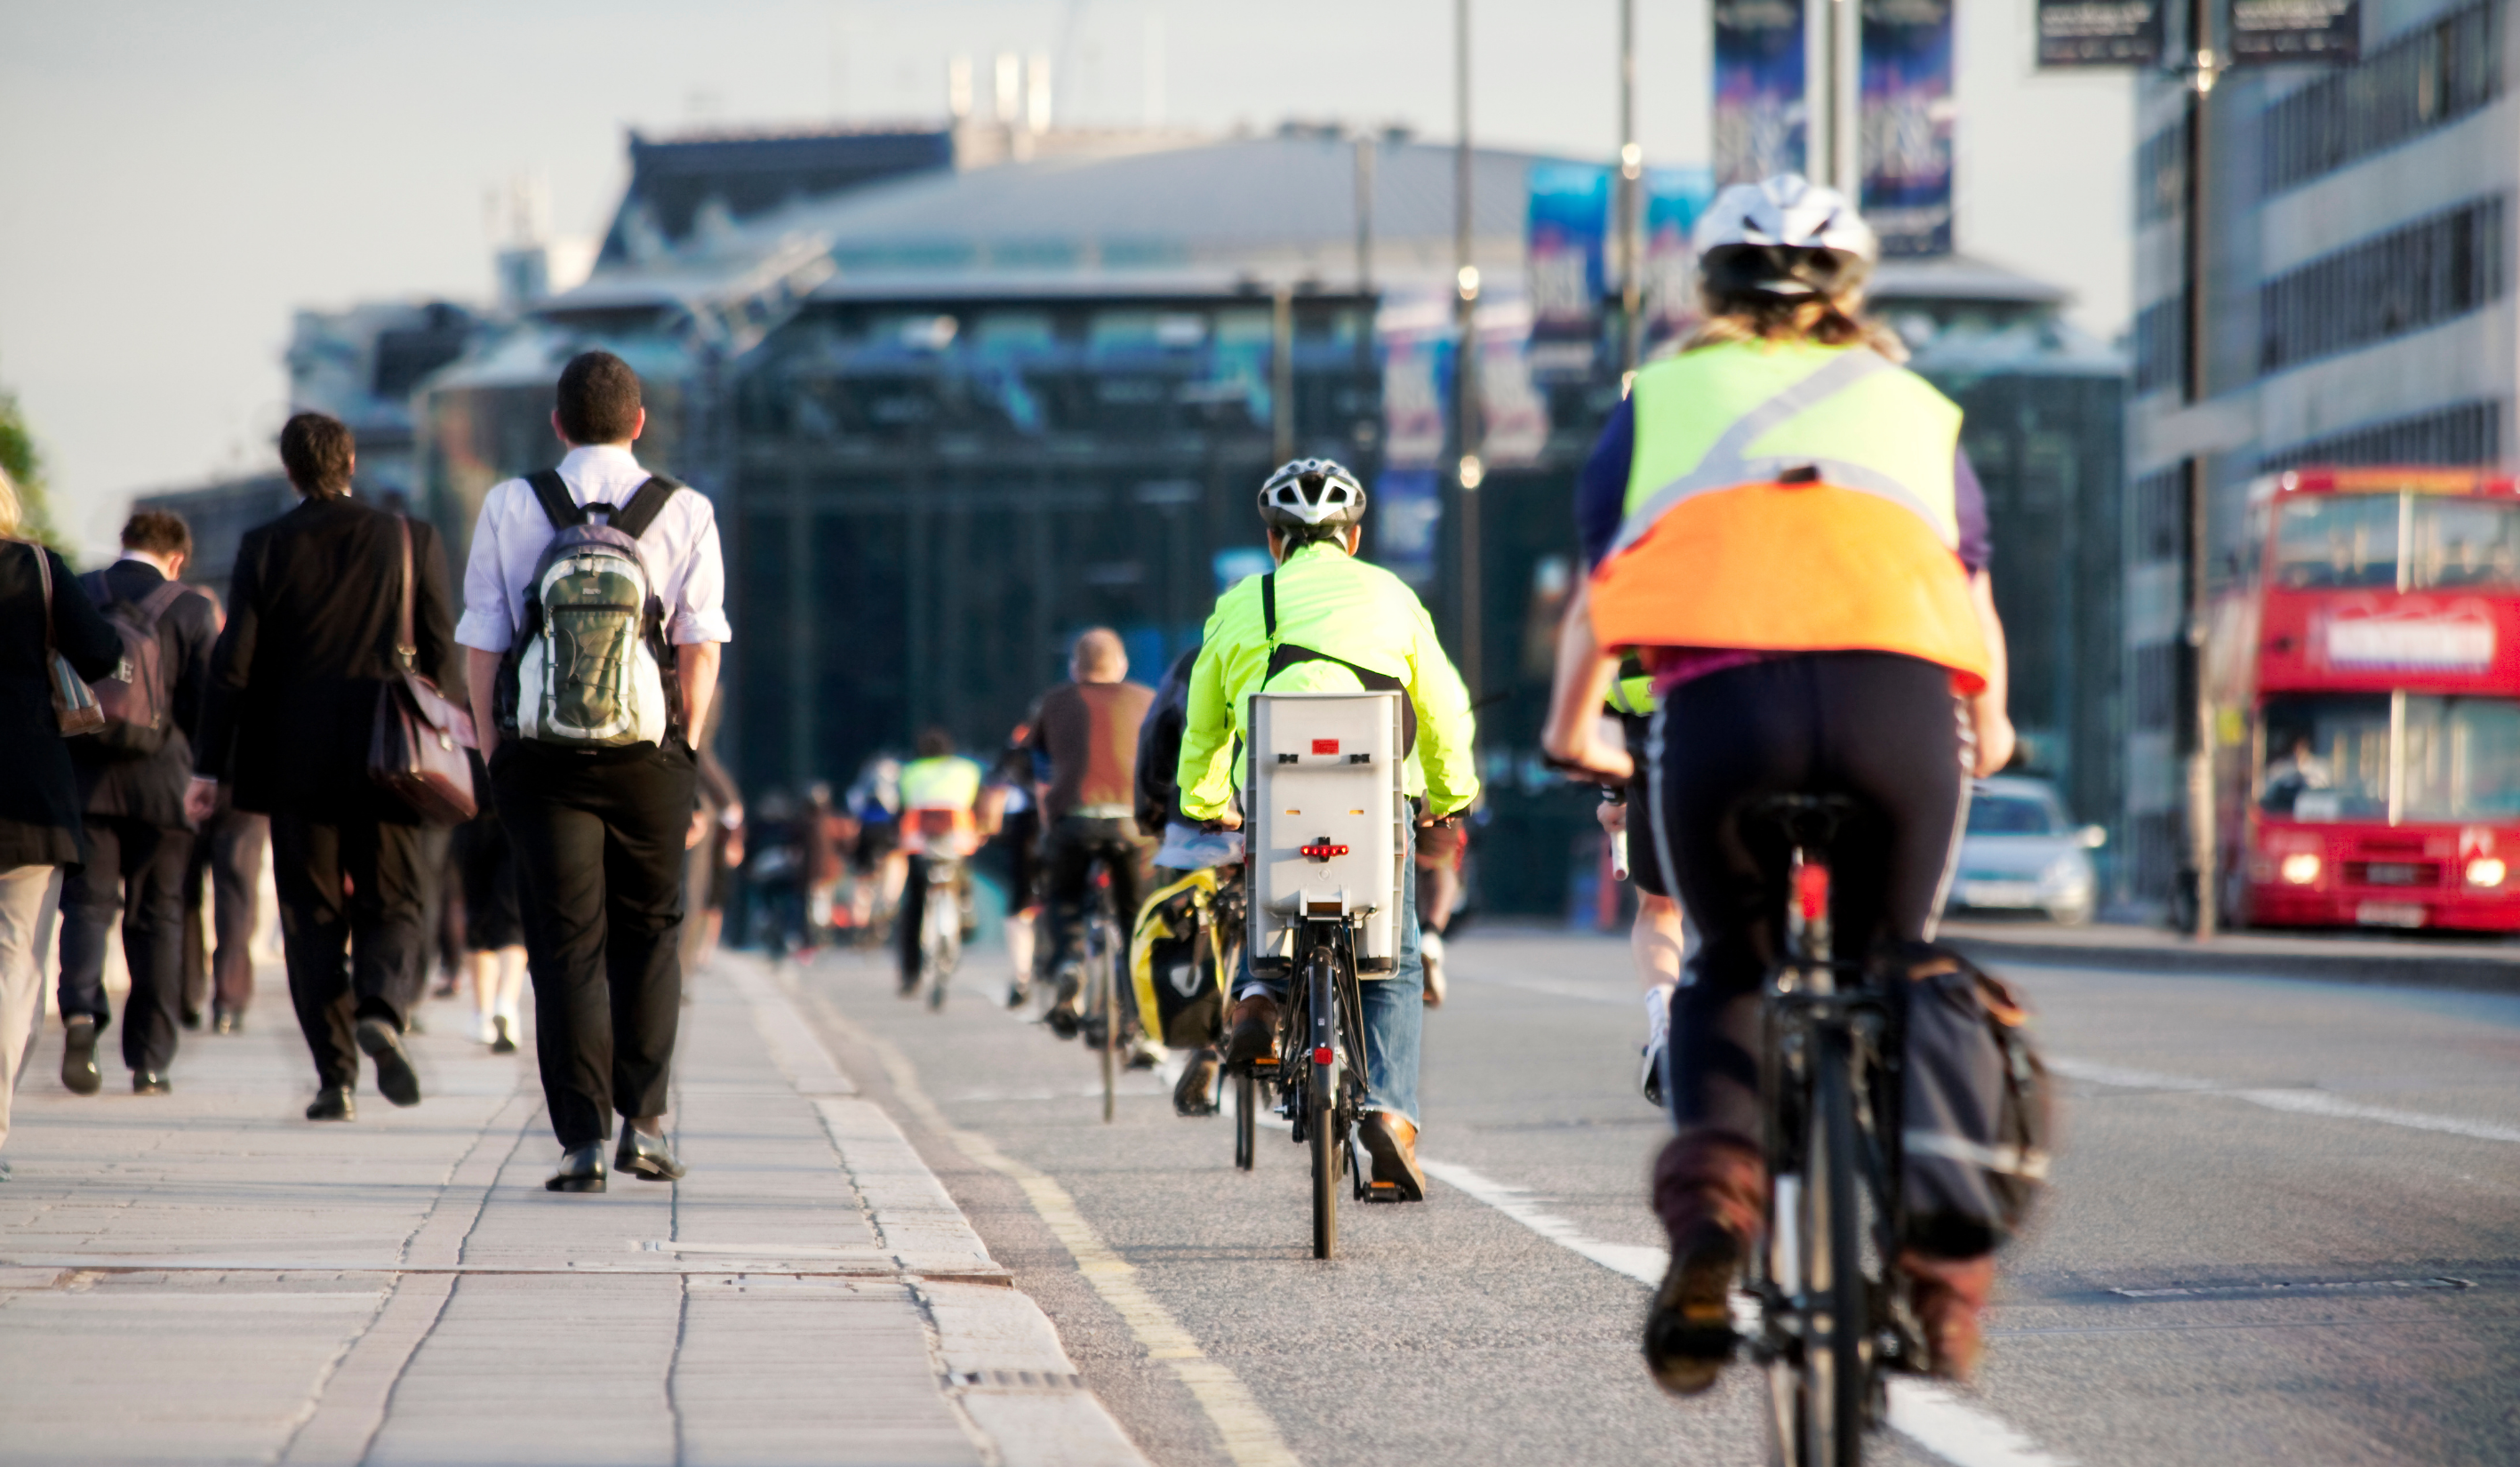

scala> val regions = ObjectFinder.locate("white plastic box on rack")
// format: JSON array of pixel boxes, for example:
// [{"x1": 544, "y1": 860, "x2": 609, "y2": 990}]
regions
[{"x1": 1244, "y1": 691, "x2": 1408, "y2": 973}]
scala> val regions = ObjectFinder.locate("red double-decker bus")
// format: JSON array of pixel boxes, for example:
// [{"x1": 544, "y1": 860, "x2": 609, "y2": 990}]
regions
[{"x1": 2210, "y1": 466, "x2": 2520, "y2": 932}]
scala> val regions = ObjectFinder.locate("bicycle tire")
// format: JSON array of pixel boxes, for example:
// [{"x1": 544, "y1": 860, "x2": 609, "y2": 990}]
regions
[
  {"x1": 1234, "y1": 1070, "x2": 1257, "y2": 1170},
  {"x1": 1307, "y1": 944, "x2": 1339, "y2": 1259},
  {"x1": 1797, "y1": 1029, "x2": 1868, "y2": 1467},
  {"x1": 1090, "y1": 906, "x2": 1118, "y2": 1124}
]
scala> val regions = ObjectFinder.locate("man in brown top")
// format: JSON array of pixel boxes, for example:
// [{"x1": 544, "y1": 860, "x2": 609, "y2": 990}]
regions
[{"x1": 1028, "y1": 628, "x2": 1154, "y2": 1038}]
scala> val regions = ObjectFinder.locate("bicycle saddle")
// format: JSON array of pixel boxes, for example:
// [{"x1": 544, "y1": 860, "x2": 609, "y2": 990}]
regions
[{"x1": 1752, "y1": 793, "x2": 1861, "y2": 846}]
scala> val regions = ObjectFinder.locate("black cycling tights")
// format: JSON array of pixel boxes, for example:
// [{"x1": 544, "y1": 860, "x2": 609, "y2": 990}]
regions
[{"x1": 1647, "y1": 652, "x2": 1970, "y2": 1145}]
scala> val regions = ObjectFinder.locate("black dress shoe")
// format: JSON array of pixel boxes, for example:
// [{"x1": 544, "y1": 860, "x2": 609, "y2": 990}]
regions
[
  {"x1": 132, "y1": 1071, "x2": 172, "y2": 1095},
  {"x1": 615, "y1": 1127, "x2": 686, "y2": 1182},
  {"x1": 180, "y1": 1007, "x2": 204, "y2": 1031},
  {"x1": 355, "y1": 1017, "x2": 422, "y2": 1108},
  {"x1": 60, "y1": 1017, "x2": 101, "y2": 1096},
  {"x1": 306, "y1": 1087, "x2": 356, "y2": 1122},
  {"x1": 546, "y1": 1144, "x2": 607, "y2": 1192}
]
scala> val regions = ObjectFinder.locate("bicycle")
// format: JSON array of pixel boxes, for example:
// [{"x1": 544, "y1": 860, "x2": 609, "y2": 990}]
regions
[
  {"x1": 1074, "y1": 861, "x2": 1126, "y2": 1123},
  {"x1": 1743, "y1": 794, "x2": 1916, "y2": 1467},
  {"x1": 913, "y1": 850, "x2": 963, "y2": 1009}
]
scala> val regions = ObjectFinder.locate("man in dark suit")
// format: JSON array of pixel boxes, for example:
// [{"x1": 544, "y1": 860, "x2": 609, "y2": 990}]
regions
[
  {"x1": 52, "y1": 511, "x2": 218, "y2": 1097},
  {"x1": 186, "y1": 413, "x2": 459, "y2": 1121}
]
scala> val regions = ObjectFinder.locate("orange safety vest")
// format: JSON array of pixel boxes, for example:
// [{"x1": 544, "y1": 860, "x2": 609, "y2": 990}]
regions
[{"x1": 1588, "y1": 341, "x2": 1991, "y2": 693}]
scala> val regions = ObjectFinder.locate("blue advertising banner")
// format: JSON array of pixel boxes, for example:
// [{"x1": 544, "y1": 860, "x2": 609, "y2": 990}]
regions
[
  {"x1": 2229, "y1": 0, "x2": 2359, "y2": 63},
  {"x1": 1372, "y1": 469, "x2": 1443, "y2": 588},
  {"x1": 2036, "y1": 0, "x2": 2163, "y2": 65},
  {"x1": 1643, "y1": 166, "x2": 1717, "y2": 349},
  {"x1": 1526, "y1": 163, "x2": 1612, "y2": 379},
  {"x1": 1860, "y1": 0, "x2": 1955, "y2": 258},
  {"x1": 1715, "y1": 0, "x2": 1806, "y2": 187}
]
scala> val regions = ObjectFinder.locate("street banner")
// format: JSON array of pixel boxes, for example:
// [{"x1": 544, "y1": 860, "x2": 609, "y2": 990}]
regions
[
  {"x1": 1379, "y1": 293, "x2": 1453, "y2": 470},
  {"x1": 1643, "y1": 166, "x2": 1717, "y2": 349},
  {"x1": 2036, "y1": 0, "x2": 2164, "y2": 65},
  {"x1": 1715, "y1": 0, "x2": 1807, "y2": 187},
  {"x1": 1526, "y1": 162, "x2": 1612, "y2": 380},
  {"x1": 1861, "y1": 0, "x2": 1956, "y2": 258},
  {"x1": 2229, "y1": 0, "x2": 2359, "y2": 63},
  {"x1": 1478, "y1": 301, "x2": 1551, "y2": 469},
  {"x1": 1372, "y1": 469, "x2": 1442, "y2": 587}
]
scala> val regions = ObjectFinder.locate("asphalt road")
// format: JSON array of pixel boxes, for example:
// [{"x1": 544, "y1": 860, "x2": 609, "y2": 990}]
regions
[{"x1": 791, "y1": 927, "x2": 2520, "y2": 1467}]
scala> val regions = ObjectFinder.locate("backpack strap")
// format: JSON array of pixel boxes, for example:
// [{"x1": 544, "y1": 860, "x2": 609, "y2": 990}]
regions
[
  {"x1": 1260, "y1": 573, "x2": 1276, "y2": 639},
  {"x1": 524, "y1": 469, "x2": 584, "y2": 530},
  {"x1": 608, "y1": 476, "x2": 681, "y2": 539},
  {"x1": 134, "y1": 580, "x2": 188, "y2": 629}
]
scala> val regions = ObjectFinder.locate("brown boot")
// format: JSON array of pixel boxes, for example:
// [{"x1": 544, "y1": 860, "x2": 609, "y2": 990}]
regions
[
  {"x1": 1357, "y1": 1110, "x2": 1426, "y2": 1199},
  {"x1": 1222, "y1": 994, "x2": 1278, "y2": 1067},
  {"x1": 1643, "y1": 1133, "x2": 1767, "y2": 1396},
  {"x1": 1898, "y1": 1250, "x2": 1996, "y2": 1384}
]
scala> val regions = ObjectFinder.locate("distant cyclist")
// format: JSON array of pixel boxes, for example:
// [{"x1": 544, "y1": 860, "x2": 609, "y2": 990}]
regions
[
  {"x1": 1177, "y1": 459, "x2": 1480, "y2": 1200},
  {"x1": 1026, "y1": 628, "x2": 1156, "y2": 1046},
  {"x1": 894, "y1": 729, "x2": 984, "y2": 997},
  {"x1": 1542, "y1": 175, "x2": 2014, "y2": 1390},
  {"x1": 1567, "y1": 653, "x2": 1688, "y2": 1102}
]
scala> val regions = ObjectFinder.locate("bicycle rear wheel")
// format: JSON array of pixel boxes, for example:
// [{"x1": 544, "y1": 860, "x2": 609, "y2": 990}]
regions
[
  {"x1": 1088, "y1": 908, "x2": 1116, "y2": 1123},
  {"x1": 1772, "y1": 1029, "x2": 1868, "y2": 1467},
  {"x1": 1305, "y1": 945, "x2": 1340, "y2": 1260},
  {"x1": 1234, "y1": 1070, "x2": 1257, "y2": 1170}
]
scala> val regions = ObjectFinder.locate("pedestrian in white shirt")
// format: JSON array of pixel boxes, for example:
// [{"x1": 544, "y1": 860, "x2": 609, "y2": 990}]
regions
[{"x1": 457, "y1": 351, "x2": 729, "y2": 1192}]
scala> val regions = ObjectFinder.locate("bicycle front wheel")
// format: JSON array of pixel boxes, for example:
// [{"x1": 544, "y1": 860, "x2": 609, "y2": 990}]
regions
[{"x1": 1778, "y1": 1029, "x2": 1869, "y2": 1467}]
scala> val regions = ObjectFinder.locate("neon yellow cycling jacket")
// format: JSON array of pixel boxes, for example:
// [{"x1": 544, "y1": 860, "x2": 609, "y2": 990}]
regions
[{"x1": 1175, "y1": 541, "x2": 1480, "y2": 821}]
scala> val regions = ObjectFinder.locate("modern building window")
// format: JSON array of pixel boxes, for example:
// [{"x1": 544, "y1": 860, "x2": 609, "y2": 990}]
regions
[
  {"x1": 2135, "y1": 121, "x2": 2184, "y2": 227},
  {"x1": 2261, "y1": 0, "x2": 2503, "y2": 196},
  {"x1": 2132, "y1": 295, "x2": 2186, "y2": 395},
  {"x1": 2260, "y1": 399, "x2": 2503, "y2": 471},
  {"x1": 2132, "y1": 467, "x2": 2186, "y2": 564},
  {"x1": 2258, "y1": 196, "x2": 2506, "y2": 374}
]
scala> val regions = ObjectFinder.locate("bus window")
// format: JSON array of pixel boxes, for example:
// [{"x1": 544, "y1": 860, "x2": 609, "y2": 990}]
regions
[
  {"x1": 2409, "y1": 497, "x2": 2520, "y2": 590},
  {"x1": 2272, "y1": 494, "x2": 2399, "y2": 590},
  {"x1": 2401, "y1": 696, "x2": 2520, "y2": 822},
  {"x1": 2259, "y1": 693, "x2": 2390, "y2": 819}
]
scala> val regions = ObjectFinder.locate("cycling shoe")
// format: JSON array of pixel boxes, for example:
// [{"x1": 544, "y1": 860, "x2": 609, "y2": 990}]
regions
[
  {"x1": 1644, "y1": 1221, "x2": 1743, "y2": 1396},
  {"x1": 1172, "y1": 1047, "x2": 1222, "y2": 1116}
]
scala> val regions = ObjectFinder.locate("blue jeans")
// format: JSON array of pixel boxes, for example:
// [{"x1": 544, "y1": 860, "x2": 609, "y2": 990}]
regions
[{"x1": 1236, "y1": 830, "x2": 1423, "y2": 1124}]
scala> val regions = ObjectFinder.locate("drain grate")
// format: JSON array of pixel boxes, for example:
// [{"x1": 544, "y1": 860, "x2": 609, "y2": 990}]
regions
[
  {"x1": 2112, "y1": 1276, "x2": 2475, "y2": 1300},
  {"x1": 949, "y1": 1369, "x2": 1084, "y2": 1391}
]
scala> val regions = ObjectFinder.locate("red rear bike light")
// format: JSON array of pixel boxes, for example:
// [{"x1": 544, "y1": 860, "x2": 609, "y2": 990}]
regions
[
  {"x1": 1300, "y1": 843, "x2": 1349, "y2": 860},
  {"x1": 1313, "y1": 1046, "x2": 1334, "y2": 1064},
  {"x1": 1794, "y1": 862, "x2": 1830, "y2": 921}
]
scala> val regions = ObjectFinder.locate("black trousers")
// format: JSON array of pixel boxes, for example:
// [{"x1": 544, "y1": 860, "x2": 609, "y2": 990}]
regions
[
  {"x1": 1648, "y1": 653, "x2": 1969, "y2": 1144},
  {"x1": 269, "y1": 812, "x2": 438, "y2": 1091},
  {"x1": 493, "y1": 741, "x2": 696, "y2": 1150},
  {"x1": 58, "y1": 815, "x2": 195, "y2": 1074},
  {"x1": 1037, "y1": 815, "x2": 1149, "y2": 975},
  {"x1": 181, "y1": 806, "x2": 268, "y2": 1019}
]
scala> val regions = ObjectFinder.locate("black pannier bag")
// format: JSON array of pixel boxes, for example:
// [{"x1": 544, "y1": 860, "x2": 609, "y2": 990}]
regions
[{"x1": 1899, "y1": 946, "x2": 2054, "y2": 1257}]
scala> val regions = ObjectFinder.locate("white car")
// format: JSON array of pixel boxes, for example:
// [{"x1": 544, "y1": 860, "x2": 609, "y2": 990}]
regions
[{"x1": 1949, "y1": 776, "x2": 2106, "y2": 926}]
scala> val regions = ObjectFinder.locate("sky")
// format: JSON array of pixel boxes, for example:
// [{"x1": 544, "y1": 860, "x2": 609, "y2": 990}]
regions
[{"x1": 0, "y1": 1, "x2": 2131, "y2": 557}]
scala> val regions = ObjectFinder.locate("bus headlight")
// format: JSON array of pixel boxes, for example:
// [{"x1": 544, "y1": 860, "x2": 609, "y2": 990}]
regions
[
  {"x1": 2466, "y1": 857, "x2": 2508, "y2": 888},
  {"x1": 2279, "y1": 853, "x2": 2322, "y2": 886}
]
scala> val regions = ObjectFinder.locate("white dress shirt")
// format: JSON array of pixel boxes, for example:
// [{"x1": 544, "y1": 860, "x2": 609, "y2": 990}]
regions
[{"x1": 455, "y1": 445, "x2": 732, "y2": 653}]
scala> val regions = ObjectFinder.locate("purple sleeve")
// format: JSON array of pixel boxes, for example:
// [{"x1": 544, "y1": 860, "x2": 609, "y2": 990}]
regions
[
  {"x1": 1954, "y1": 445, "x2": 1990, "y2": 573},
  {"x1": 1576, "y1": 396, "x2": 1636, "y2": 569}
]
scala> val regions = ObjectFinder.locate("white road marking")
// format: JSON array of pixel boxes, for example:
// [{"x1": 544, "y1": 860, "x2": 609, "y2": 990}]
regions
[
  {"x1": 2052, "y1": 1056, "x2": 2520, "y2": 1144},
  {"x1": 1421, "y1": 1160, "x2": 2073, "y2": 1467}
]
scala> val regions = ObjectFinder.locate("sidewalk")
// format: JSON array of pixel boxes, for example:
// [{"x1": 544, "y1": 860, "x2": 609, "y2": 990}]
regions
[
  {"x1": 0, "y1": 952, "x2": 1144, "y2": 1467},
  {"x1": 1940, "y1": 917, "x2": 2520, "y2": 990}
]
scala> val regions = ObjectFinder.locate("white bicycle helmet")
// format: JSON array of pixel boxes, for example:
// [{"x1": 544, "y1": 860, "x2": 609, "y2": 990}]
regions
[
  {"x1": 1692, "y1": 173, "x2": 1878, "y2": 299},
  {"x1": 1257, "y1": 458, "x2": 1367, "y2": 534}
]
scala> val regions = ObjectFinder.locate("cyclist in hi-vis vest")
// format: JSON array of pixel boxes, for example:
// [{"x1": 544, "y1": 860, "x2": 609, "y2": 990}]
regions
[
  {"x1": 1176, "y1": 459, "x2": 1479, "y2": 1201},
  {"x1": 894, "y1": 728, "x2": 986, "y2": 995},
  {"x1": 1541, "y1": 175, "x2": 2015, "y2": 1394}
]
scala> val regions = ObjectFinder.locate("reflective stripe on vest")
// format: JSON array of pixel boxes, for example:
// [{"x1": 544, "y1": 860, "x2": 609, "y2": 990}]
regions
[
  {"x1": 1604, "y1": 656, "x2": 1655, "y2": 717},
  {"x1": 1591, "y1": 341, "x2": 1990, "y2": 692},
  {"x1": 900, "y1": 756, "x2": 980, "y2": 812}
]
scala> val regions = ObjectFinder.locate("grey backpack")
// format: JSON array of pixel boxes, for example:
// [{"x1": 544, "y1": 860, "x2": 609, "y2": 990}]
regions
[{"x1": 492, "y1": 470, "x2": 682, "y2": 749}]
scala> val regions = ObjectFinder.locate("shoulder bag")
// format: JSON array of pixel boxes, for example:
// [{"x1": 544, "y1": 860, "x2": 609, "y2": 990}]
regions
[
  {"x1": 368, "y1": 517, "x2": 477, "y2": 824},
  {"x1": 20, "y1": 539, "x2": 105, "y2": 735}
]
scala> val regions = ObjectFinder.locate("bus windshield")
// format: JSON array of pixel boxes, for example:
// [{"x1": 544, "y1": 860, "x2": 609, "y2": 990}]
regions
[
  {"x1": 2269, "y1": 491, "x2": 2520, "y2": 591},
  {"x1": 2260, "y1": 693, "x2": 2520, "y2": 822},
  {"x1": 2409, "y1": 496, "x2": 2520, "y2": 590}
]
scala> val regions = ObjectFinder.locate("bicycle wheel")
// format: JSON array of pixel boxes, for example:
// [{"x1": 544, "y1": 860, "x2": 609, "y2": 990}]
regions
[
  {"x1": 1234, "y1": 1070, "x2": 1257, "y2": 1170},
  {"x1": 1778, "y1": 1028, "x2": 1868, "y2": 1467},
  {"x1": 924, "y1": 877, "x2": 959, "y2": 1010},
  {"x1": 1089, "y1": 904, "x2": 1117, "y2": 1123},
  {"x1": 1306, "y1": 944, "x2": 1340, "y2": 1260}
]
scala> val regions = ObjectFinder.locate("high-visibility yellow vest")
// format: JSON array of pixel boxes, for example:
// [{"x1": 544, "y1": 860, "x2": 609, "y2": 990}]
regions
[{"x1": 1588, "y1": 340, "x2": 1990, "y2": 692}]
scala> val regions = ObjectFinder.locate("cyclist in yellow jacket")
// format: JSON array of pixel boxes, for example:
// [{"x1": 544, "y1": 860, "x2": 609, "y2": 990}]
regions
[
  {"x1": 1177, "y1": 459, "x2": 1479, "y2": 1199},
  {"x1": 1543, "y1": 175, "x2": 2014, "y2": 1393}
]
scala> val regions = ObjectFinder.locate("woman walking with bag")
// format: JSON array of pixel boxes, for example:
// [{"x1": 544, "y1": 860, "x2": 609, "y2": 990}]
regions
[{"x1": 0, "y1": 464, "x2": 122, "y2": 1180}]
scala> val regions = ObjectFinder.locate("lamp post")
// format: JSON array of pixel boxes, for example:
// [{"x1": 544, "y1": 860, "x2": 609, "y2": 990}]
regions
[
  {"x1": 1618, "y1": 0, "x2": 1642, "y2": 373},
  {"x1": 1453, "y1": 0, "x2": 1483, "y2": 703}
]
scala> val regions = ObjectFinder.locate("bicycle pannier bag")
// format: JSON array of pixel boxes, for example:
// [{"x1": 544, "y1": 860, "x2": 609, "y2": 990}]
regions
[
  {"x1": 1130, "y1": 869, "x2": 1227, "y2": 1050},
  {"x1": 76, "y1": 573, "x2": 188, "y2": 758},
  {"x1": 493, "y1": 470, "x2": 682, "y2": 750},
  {"x1": 20, "y1": 540, "x2": 106, "y2": 735},
  {"x1": 368, "y1": 517, "x2": 477, "y2": 825},
  {"x1": 1900, "y1": 946, "x2": 2054, "y2": 1255}
]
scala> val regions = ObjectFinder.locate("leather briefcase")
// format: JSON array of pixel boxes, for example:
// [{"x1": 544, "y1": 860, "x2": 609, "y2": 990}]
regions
[{"x1": 368, "y1": 517, "x2": 476, "y2": 825}]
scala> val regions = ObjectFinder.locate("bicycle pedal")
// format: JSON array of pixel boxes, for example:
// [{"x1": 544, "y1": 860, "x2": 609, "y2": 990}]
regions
[{"x1": 1364, "y1": 1181, "x2": 1406, "y2": 1204}]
